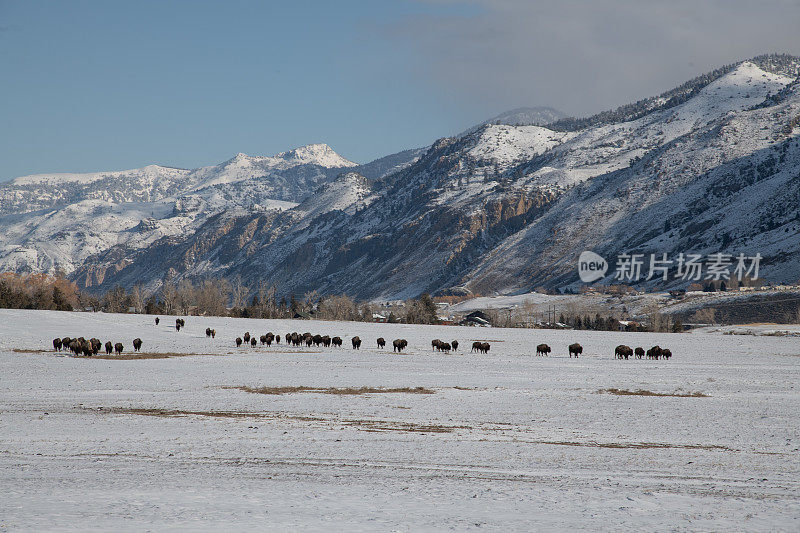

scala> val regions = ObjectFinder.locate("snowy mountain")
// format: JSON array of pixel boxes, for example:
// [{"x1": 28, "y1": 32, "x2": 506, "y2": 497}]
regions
[
  {"x1": 0, "y1": 144, "x2": 356, "y2": 276},
  {"x1": 3, "y1": 54, "x2": 800, "y2": 299}
]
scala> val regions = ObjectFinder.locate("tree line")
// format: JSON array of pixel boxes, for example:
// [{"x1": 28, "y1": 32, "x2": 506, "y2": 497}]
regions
[{"x1": 0, "y1": 272, "x2": 442, "y2": 325}]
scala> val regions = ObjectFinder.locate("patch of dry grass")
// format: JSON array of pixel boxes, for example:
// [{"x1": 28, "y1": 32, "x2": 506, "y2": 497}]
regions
[
  {"x1": 599, "y1": 388, "x2": 709, "y2": 398},
  {"x1": 226, "y1": 385, "x2": 435, "y2": 396},
  {"x1": 95, "y1": 407, "x2": 461, "y2": 433},
  {"x1": 527, "y1": 439, "x2": 731, "y2": 451}
]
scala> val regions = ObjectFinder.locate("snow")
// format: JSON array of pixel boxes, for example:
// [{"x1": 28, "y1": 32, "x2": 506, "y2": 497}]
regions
[
  {"x1": 468, "y1": 125, "x2": 571, "y2": 168},
  {"x1": 294, "y1": 172, "x2": 374, "y2": 221},
  {"x1": 1, "y1": 310, "x2": 798, "y2": 530}
]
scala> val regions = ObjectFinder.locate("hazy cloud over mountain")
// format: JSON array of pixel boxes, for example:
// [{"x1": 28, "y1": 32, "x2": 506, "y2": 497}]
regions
[{"x1": 393, "y1": 0, "x2": 800, "y2": 116}]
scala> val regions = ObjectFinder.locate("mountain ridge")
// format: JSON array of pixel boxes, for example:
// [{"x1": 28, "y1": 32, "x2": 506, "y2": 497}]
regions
[{"x1": 2, "y1": 54, "x2": 799, "y2": 299}]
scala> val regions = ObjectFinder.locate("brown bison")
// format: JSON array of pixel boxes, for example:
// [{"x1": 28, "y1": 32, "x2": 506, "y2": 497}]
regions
[
  {"x1": 615, "y1": 345, "x2": 632, "y2": 360},
  {"x1": 352, "y1": 336, "x2": 362, "y2": 349},
  {"x1": 243, "y1": 332, "x2": 250, "y2": 343},
  {"x1": 569, "y1": 343, "x2": 582, "y2": 358},
  {"x1": 206, "y1": 328, "x2": 213, "y2": 338},
  {"x1": 322, "y1": 335, "x2": 331, "y2": 347},
  {"x1": 61, "y1": 337, "x2": 71, "y2": 349},
  {"x1": 114, "y1": 342, "x2": 123, "y2": 355},
  {"x1": 90, "y1": 338, "x2": 102, "y2": 355},
  {"x1": 53, "y1": 338, "x2": 62, "y2": 351},
  {"x1": 275, "y1": 335, "x2": 280, "y2": 344},
  {"x1": 634, "y1": 347, "x2": 644, "y2": 359},
  {"x1": 175, "y1": 318, "x2": 184, "y2": 331},
  {"x1": 105, "y1": 341, "x2": 113, "y2": 354},
  {"x1": 332, "y1": 336, "x2": 343, "y2": 347},
  {"x1": 377, "y1": 337, "x2": 386, "y2": 349},
  {"x1": 235, "y1": 337, "x2": 243, "y2": 347},
  {"x1": 440, "y1": 342, "x2": 451, "y2": 353},
  {"x1": 155, "y1": 317, "x2": 160, "y2": 325},
  {"x1": 647, "y1": 346, "x2": 662, "y2": 359},
  {"x1": 662, "y1": 349, "x2": 672, "y2": 360},
  {"x1": 250, "y1": 337, "x2": 257, "y2": 347},
  {"x1": 393, "y1": 339, "x2": 408, "y2": 352},
  {"x1": 451, "y1": 340, "x2": 459, "y2": 351},
  {"x1": 536, "y1": 343, "x2": 551, "y2": 356},
  {"x1": 432, "y1": 339, "x2": 442, "y2": 351},
  {"x1": 132, "y1": 338, "x2": 143, "y2": 352},
  {"x1": 472, "y1": 342, "x2": 490, "y2": 354}
]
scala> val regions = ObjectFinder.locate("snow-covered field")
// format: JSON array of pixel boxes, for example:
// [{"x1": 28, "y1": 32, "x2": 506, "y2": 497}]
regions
[{"x1": 1, "y1": 310, "x2": 798, "y2": 531}]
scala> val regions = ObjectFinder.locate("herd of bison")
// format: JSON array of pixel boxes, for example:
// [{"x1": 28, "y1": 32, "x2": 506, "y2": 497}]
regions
[{"x1": 50, "y1": 317, "x2": 673, "y2": 360}]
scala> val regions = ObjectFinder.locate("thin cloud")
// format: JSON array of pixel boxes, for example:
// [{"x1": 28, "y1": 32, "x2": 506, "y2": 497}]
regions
[{"x1": 392, "y1": 0, "x2": 800, "y2": 117}]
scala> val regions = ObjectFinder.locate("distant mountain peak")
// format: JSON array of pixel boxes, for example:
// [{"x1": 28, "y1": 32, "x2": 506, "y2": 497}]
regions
[
  {"x1": 458, "y1": 106, "x2": 567, "y2": 137},
  {"x1": 275, "y1": 143, "x2": 357, "y2": 168}
]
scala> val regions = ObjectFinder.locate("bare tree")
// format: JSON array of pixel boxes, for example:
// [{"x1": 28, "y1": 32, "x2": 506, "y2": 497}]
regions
[
  {"x1": 317, "y1": 295, "x2": 358, "y2": 321},
  {"x1": 229, "y1": 275, "x2": 249, "y2": 310},
  {"x1": 130, "y1": 285, "x2": 145, "y2": 314},
  {"x1": 177, "y1": 279, "x2": 195, "y2": 315},
  {"x1": 161, "y1": 279, "x2": 178, "y2": 315},
  {"x1": 195, "y1": 278, "x2": 229, "y2": 316}
]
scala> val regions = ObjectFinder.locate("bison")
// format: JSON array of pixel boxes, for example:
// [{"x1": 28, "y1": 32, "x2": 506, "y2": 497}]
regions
[
  {"x1": 432, "y1": 339, "x2": 442, "y2": 351},
  {"x1": 251, "y1": 337, "x2": 257, "y2": 347},
  {"x1": 351, "y1": 336, "x2": 362, "y2": 349},
  {"x1": 569, "y1": 343, "x2": 582, "y2": 358},
  {"x1": 243, "y1": 332, "x2": 250, "y2": 343},
  {"x1": 155, "y1": 317, "x2": 160, "y2": 325},
  {"x1": 662, "y1": 348, "x2": 672, "y2": 360},
  {"x1": 440, "y1": 342, "x2": 451, "y2": 353},
  {"x1": 471, "y1": 341, "x2": 482, "y2": 353},
  {"x1": 322, "y1": 335, "x2": 331, "y2": 347},
  {"x1": 206, "y1": 328, "x2": 213, "y2": 338},
  {"x1": 393, "y1": 339, "x2": 408, "y2": 352},
  {"x1": 105, "y1": 341, "x2": 113, "y2": 354},
  {"x1": 275, "y1": 335, "x2": 280, "y2": 344},
  {"x1": 90, "y1": 338, "x2": 101, "y2": 355},
  {"x1": 634, "y1": 347, "x2": 645, "y2": 359},
  {"x1": 615, "y1": 345, "x2": 632, "y2": 360},
  {"x1": 53, "y1": 338, "x2": 62, "y2": 351},
  {"x1": 647, "y1": 346, "x2": 662, "y2": 359},
  {"x1": 377, "y1": 337, "x2": 386, "y2": 349},
  {"x1": 332, "y1": 336, "x2": 343, "y2": 347},
  {"x1": 114, "y1": 342, "x2": 123, "y2": 355},
  {"x1": 235, "y1": 337, "x2": 243, "y2": 347},
  {"x1": 175, "y1": 318, "x2": 185, "y2": 331},
  {"x1": 451, "y1": 340, "x2": 459, "y2": 351},
  {"x1": 536, "y1": 343, "x2": 551, "y2": 357},
  {"x1": 132, "y1": 338, "x2": 143, "y2": 352}
]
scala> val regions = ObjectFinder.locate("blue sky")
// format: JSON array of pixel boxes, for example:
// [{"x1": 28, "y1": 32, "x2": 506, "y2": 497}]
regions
[
  {"x1": 0, "y1": 1, "x2": 484, "y2": 179},
  {"x1": 1, "y1": 0, "x2": 798, "y2": 180}
]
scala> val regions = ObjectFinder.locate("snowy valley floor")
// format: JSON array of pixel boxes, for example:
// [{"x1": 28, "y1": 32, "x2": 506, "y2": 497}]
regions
[{"x1": 0, "y1": 310, "x2": 798, "y2": 531}]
